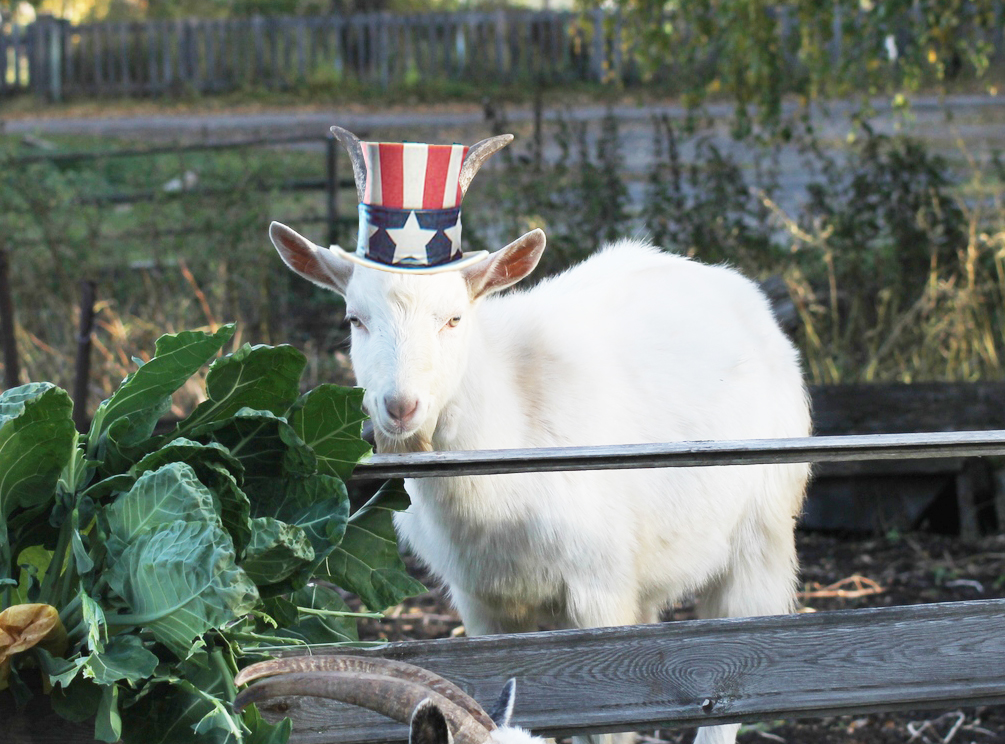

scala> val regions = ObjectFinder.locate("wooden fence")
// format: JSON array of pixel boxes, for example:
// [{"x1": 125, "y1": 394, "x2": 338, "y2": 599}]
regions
[
  {"x1": 2, "y1": 10, "x2": 599, "y2": 100},
  {"x1": 6, "y1": 429, "x2": 1005, "y2": 743},
  {"x1": 5, "y1": 4, "x2": 1005, "y2": 100}
]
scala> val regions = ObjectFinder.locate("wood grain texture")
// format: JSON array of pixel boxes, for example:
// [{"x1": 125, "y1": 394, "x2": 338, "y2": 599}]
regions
[
  {"x1": 271, "y1": 599, "x2": 1005, "y2": 742},
  {"x1": 4, "y1": 600, "x2": 1005, "y2": 744}
]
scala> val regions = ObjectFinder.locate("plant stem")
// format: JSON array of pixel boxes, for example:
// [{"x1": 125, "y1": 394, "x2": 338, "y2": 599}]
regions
[
  {"x1": 296, "y1": 606, "x2": 383, "y2": 619},
  {"x1": 222, "y1": 631, "x2": 308, "y2": 647},
  {"x1": 38, "y1": 517, "x2": 71, "y2": 604}
]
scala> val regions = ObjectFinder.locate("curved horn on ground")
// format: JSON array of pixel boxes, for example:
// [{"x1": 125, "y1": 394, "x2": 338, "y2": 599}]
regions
[
  {"x1": 233, "y1": 671, "x2": 493, "y2": 744},
  {"x1": 235, "y1": 655, "x2": 496, "y2": 731},
  {"x1": 458, "y1": 134, "x2": 514, "y2": 197},
  {"x1": 330, "y1": 125, "x2": 368, "y2": 203}
]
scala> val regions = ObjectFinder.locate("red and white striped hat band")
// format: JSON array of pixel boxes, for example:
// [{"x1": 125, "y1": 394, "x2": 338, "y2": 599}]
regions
[{"x1": 362, "y1": 142, "x2": 469, "y2": 209}]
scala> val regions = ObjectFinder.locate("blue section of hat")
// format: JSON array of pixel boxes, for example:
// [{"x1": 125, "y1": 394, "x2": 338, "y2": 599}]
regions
[
  {"x1": 416, "y1": 208, "x2": 461, "y2": 265},
  {"x1": 358, "y1": 204, "x2": 410, "y2": 264},
  {"x1": 359, "y1": 204, "x2": 463, "y2": 267}
]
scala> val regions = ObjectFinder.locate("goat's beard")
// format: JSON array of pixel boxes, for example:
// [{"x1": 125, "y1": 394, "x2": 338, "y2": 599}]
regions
[{"x1": 374, "y1": 429, "x2": 433, "y2": 454}]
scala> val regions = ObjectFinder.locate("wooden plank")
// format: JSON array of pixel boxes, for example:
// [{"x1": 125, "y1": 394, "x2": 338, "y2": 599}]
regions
[
  {"x1": 205, "y1": 19, "x2": 217, "y2": 91},
  {"x1": 5, "y1": 599, "x2": 1005, "y2": 744},
  {"x1": 12, "y1": 22, "x2": 22, "y2": 89},
  {"x1": 351, "y1": 430, "x2": 1005, "y2": 481},
  {"x1": 591, "y1": 7, "x2": 605, "y2": 82},
  {"x1": 810, "y1": 381, "x2": 1005, "y2": 435},
  {"x1": 0, "y1": 24, "x2": 9, "y2": 93},
  {"x1": 93, "y1": 23, "x2": 103, "y2": 93},
  {"x1": 253, "y1": 15, "x2": 265, "y2": 82},
  {"x1": 162, "y1": 19, "x2": 172, "y2": 86},
  {"x1": 119, "y1": 21, "x2": 129, "y2": 94},
  {"x1": 813, "y1": 456, "x2": 964, "y2": 478},
  {"x1": 65, "y1": 25, "x2": 77, "y2": 93},
  {"x1": 145, "y1": 20, "x2": 157, "y2": 93},
  {"x1": 264, "y1": 599, "x2": 1005, "y2": 742},
  {"x1": 296, "y1": 17, "x2": 306, "y2": 82},
  {"x1": 332, "y1": 16, "x2": 343, "y2": 79},
  {"x1": 494, "y1": 10, "x2": 506, "y2": 77},
  {"x1": 956, "y1": 458, "x2": 983, "y2": 539}
]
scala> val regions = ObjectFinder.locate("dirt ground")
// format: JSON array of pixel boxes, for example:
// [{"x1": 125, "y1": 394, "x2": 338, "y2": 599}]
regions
[{"x1": 353, "y1": 531, "x2": 1005, "y2": 744}]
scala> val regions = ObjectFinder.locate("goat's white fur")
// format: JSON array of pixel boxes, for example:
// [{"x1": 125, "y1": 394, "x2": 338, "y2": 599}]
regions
[{"x1": 271, "y1": 222, "x2": 811, "y2": 744}]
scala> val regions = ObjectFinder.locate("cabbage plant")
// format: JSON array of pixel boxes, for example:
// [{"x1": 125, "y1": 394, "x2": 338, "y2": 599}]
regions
[{"x1": 0, "y1": 324, "x2": 423, "y2": 744}]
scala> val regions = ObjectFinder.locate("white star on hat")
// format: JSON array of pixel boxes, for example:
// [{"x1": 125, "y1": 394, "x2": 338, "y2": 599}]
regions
[
  {"x1": 443, "y1": 216, "x2": 463, "y2": 256},
  {"x1": 387, "y1": 211, "x2": 439, "y2": 265}
]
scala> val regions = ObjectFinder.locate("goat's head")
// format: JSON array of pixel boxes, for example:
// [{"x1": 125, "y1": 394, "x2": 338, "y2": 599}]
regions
[
  {"x1": 233, "y1": 655, "x2": 543, "y2": 744},
  {"x1": 270, "y1": 127, "x2": 546, "y2": 451}
]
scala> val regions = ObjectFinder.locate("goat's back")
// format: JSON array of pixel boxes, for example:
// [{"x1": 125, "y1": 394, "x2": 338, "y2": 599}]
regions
[{"x1": 477, "y1": 239, "x2": 809, "y2": 448}]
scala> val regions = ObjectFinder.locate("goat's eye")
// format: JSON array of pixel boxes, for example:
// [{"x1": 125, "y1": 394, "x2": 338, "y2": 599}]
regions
[
  {"x1": 346, "y1": 315, "x2": 362, "y2": 329},
  {"x1": 446, "y1": 316, "x2": 462, "y2": 328}
]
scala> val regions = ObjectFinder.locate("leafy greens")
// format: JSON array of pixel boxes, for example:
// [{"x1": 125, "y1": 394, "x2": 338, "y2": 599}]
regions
[{"x1": 0, "y1": 324, "x2": 423, "y2": 743}]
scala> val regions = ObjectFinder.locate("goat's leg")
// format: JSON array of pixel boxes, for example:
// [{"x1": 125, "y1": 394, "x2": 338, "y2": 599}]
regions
[
  {"x1": 450, "y1": 589, "x2": 540, "y2": 636},
  {"x1": 564, "y1": 590, "x2": 646, "y2": 744},
  {"x1": 691, "y1": 518, "x2": 799, "y2": 744}
]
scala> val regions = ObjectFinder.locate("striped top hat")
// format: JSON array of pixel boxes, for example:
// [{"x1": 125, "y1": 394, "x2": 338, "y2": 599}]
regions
[{"x1": 329, "y1": 126, "x2": 514, "y2": 274}]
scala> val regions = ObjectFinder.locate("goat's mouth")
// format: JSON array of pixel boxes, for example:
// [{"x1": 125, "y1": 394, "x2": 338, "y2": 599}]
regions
[
  {"x1": 372, "y1": 422, "x2": 433, "y2": 454},
  {"x1": 371, "y1": 408, "x2": 427, "y2": 442}
]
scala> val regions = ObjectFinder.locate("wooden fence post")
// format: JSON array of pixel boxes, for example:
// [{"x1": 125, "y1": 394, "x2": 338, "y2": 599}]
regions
[
  {"x1": 830, "y1": 0, "x2": 843, "y2": 66},
  {"x1": 29, "y1": 14, "x2": 59, "y2": 99},
  {"x1": 49, "y1": 16, "x2": 65, "y2": 101},
  {"x1": 12, "y1": 22, "x2": 23, "y2": 90},
  {"x1": 591, "y1": 7, "x2": 605, "y2": 82},
  {"x1": 72, "y1": 280, "x2": 96, "y2": 434},
  {"x1": 0, "y1": 24, "x2": 8, "y2": 95},
  {"x1": 0, "y1": 249, "x2": 21, "y2": 390}
]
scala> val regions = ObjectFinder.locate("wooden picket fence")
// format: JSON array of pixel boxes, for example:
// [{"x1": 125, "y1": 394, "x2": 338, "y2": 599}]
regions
[
  {"x1": 5, "y1": 4, "x2": 1005, "y2": 101},
  {"x1": 1, "y1": 10, "x2": 602, "y2": 100}
]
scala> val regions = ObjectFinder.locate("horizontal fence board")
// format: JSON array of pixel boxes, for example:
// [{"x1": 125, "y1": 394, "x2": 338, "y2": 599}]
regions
[
  {"x1": 5, "y1": 599, "x2": 1003, "y2": 744},
  {"x1": 256, "y1": 599, "x2": 1005, "y2": 743},
  {"x1": 811, "y1": 381, "x2": 1005, "y2": 435},
  {"x1": 351, "y1": 430, "x2": 1005, "y2": 480}
]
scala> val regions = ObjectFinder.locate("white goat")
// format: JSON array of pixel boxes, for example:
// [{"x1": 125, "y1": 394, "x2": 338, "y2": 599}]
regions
[
  {"x1": 270, "y1": 129, "x2": 811, "y2": 744},
  {"x1": 234, "y1": 655, "x2": 541, "y2": 744}
]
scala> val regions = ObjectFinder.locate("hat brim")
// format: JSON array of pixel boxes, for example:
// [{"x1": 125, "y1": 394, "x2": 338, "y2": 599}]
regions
[{"x1": 330, "y1": 245, "x2": 490, "y2": 274}]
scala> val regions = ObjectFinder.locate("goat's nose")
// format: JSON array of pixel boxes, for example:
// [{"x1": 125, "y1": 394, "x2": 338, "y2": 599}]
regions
[{"x1": 384, "y1": 395, "x2": 419, "y2": 426}]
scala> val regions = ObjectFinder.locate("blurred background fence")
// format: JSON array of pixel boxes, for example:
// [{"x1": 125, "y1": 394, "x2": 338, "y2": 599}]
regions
[{"x1": 3, "y1": 4, "x2": 1005, "y2": 100}]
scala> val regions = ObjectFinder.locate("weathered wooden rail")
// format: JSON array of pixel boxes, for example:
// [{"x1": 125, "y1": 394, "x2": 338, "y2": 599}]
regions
[
  {"x1": 351, "y1": 430, "x2": 1005, "y2": 480},
  {"x1": 6, "y1": 599, "x2": 1005, "y2": 743},
  {"x1": 256, "y1": 599, "x2": 1005, "y2": 743}
]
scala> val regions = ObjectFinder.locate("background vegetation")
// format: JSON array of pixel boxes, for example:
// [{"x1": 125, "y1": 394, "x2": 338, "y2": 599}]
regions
[
  {"x1": 3, "y1": 100, "x2": 1005, "y2": 415},
  {"x1": 4, "y1": 0, "x2": 1005, "y2": 407}
]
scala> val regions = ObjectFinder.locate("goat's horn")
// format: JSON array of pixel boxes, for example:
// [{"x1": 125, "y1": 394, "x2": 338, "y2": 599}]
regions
[
  {"x1": 459, "y1": 134, "x2": 514, "y2": 197},
  {"x1": 234, "y1": 672, "x2": 493, "y2": 744},
  {"x1": 235, "y1": 655, "x2": 495, "y2": 731},
  {"x1": 330, "y1": 125, "x2": 367, "y2": 203}
]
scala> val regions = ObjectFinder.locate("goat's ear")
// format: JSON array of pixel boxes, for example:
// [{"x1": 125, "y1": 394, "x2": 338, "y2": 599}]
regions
[
  {"x1": 462, "y1": 229, "x2": 546, "y2": 300},
  {"x1": 488, "y1": 679, "x2": 517, "y2": 728},
  {"x1": 409, "y1": 699, "x2": 453, "y2": 744},
  {"x1": 270, "y1": 221, "x2": 354, "y2": 295}
]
